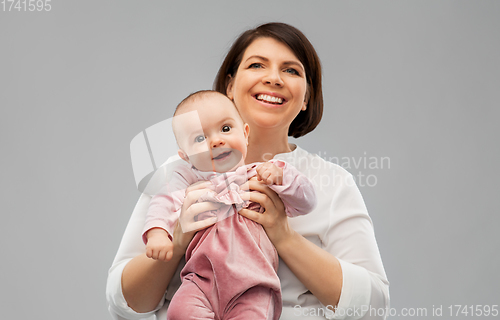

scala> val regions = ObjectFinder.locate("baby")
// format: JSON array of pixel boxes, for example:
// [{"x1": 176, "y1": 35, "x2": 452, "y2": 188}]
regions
[{"x1": 142, "y1": 90, "x2": 316, "y2": 320}]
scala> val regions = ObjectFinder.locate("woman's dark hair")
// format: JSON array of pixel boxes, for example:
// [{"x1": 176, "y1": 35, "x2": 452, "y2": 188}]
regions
[{"x1": 214, "y1": 22, "x2": 323, "y2": 138}]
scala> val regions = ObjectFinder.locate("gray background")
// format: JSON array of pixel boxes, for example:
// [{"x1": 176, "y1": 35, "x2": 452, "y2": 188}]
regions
[{"x1": 1, "y1": 1, "x2": 499, "y2": 319}]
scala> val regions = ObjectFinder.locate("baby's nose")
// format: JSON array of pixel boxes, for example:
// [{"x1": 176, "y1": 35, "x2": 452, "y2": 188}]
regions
[{"x1": 211, "y1": 138, "x2": 225, "y2": 148}]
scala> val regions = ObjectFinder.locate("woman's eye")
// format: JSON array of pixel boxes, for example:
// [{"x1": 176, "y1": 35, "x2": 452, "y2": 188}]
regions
[
  {"x1": 222, "y1": 125, "x2": 231, "y2": 132},
  {"x1": 249, "y1": 63, "x2": 262, "y2": 69},
  {"x1": 194, "y1": 135, "x2": 206, "y2": 143},
  {"x1": 285, "y1": 68, "x2": 300, "y2": 76}
]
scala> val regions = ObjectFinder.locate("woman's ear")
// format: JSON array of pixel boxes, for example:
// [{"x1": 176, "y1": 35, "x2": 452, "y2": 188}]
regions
[
  {"x1": 226, "y1": 75, "x2": 234, "y2": 100},
  {"x1": 302, "y1": 85, "x2": 310, "y2": 111},
  {"x1": 178, "y1": 149, "x2": 190, "y2": 163}
]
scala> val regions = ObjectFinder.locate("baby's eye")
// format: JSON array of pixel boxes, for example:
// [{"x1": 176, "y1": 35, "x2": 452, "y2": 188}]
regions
[
  {"x1": 285, "y1": 68, "x2": 300, "y2": 76},
  {"x1": 222, "y1": 125, "x2": 231, "y2": 133},
  {"x1": 194, "y1": 135, "x2": 206, "y2": 143}
]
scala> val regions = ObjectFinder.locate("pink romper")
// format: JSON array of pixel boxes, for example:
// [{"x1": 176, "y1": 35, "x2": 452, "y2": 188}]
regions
[{"x1": 143, "y1": 160, "x2": 316, "y2": 320}]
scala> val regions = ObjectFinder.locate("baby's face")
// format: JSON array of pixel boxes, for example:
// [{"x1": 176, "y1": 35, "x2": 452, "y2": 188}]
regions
[{"x1": 174, "y1": 95, "x2": 249, "y2": 172}]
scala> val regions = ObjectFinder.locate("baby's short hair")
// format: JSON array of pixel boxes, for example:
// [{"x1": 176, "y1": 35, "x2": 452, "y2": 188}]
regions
[{"x1": 174, "y1": 90, "x2": 234, "y2": 116}]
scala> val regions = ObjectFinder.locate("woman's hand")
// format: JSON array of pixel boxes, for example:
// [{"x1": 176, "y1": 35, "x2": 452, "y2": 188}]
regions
[
  {"x1": 240, "y1": 178, "x2": 342, "y2": 309},
  {"x1": 239, "y1": 178, "x2": 293, "y2": 246},
  {"x1": 174, "y1": 180, "x2": 221, "y2": 251}
]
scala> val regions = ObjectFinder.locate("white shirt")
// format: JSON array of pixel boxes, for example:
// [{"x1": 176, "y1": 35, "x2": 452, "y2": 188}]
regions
[{"x1": 106, "y1": 145, "x2": 389, "y2": 320}]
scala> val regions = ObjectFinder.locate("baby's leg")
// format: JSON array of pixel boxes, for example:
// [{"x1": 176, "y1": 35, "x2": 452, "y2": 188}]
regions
[
  {"x1": 166, "y1": 277, "x2": 215, "y2": 320},
  {"x1": 224, "y1": 286, "x2": 281, "y2": 320}
]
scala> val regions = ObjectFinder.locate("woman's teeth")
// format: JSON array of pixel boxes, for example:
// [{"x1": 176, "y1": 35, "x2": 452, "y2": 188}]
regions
[{"x1": 256, "y1": 94, "x2": 283, "y2": 104}]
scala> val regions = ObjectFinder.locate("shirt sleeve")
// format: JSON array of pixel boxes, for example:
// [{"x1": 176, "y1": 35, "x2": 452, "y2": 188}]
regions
[
  {"x1": 106, "y1": 193, "x2": 166, "y2": 320},
  {"x1": 106, "y1": 160, "x2": 193, "y2": 319},
  {"x1": 323, "y1": 170, "x2": 390, "y2": 320}
]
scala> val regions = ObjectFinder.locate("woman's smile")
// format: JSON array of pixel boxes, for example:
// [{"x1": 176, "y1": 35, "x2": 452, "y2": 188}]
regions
[{"x1": 254, "y1": 92, "x2": 287, "y2": 107}]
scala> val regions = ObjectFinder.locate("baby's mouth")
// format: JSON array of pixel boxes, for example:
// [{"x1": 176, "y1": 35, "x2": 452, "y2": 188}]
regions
[
  {"x1": 255, "y1": 94, "x2": 284, "y2": 105},
  {"x1": 213, "y1": 151, "x2": 232, "y2": 160}
]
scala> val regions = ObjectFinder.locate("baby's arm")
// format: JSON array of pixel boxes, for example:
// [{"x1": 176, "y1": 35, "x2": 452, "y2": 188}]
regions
[
  {"x1": 263, "y1": 160, "x2": 317, "y2": 217},
  {"x1": 255, "y1": 161, "x2": 283, "y2": 185},
  {"x1": 145, "y1": 228, "x2": 174, "y2": 261},
  {"x1": 142, "y1": 164, "x2": 196, "y2": 244}
]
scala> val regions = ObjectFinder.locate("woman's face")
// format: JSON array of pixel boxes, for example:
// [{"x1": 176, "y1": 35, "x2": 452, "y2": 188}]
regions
[{"x1": 226, "y1": 37, "x2": 308, "y2": 134}]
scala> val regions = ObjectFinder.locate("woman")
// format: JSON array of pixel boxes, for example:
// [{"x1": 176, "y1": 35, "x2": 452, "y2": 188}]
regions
[{"x1": 107, "y1": 22, "x2": 389, "y2": 320}]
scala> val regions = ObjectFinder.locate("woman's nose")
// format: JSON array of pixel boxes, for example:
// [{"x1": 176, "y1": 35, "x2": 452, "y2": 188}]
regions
[{"x1": 262, "y1": 68, "x2": 283, "y2": 87}]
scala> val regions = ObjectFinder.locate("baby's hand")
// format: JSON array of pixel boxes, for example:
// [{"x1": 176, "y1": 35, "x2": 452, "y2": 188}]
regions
[
  {"x1": 256, "y1": 162, "x2": 283, "y2": 185},
  {"x1": 145, "y1": 228, "x2": 174, "y2": 261}
]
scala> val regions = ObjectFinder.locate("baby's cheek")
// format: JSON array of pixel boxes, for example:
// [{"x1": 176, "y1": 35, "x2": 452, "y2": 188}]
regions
[{"x1": 234, "y1": 141, "x2": 248, "y2": 159}]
